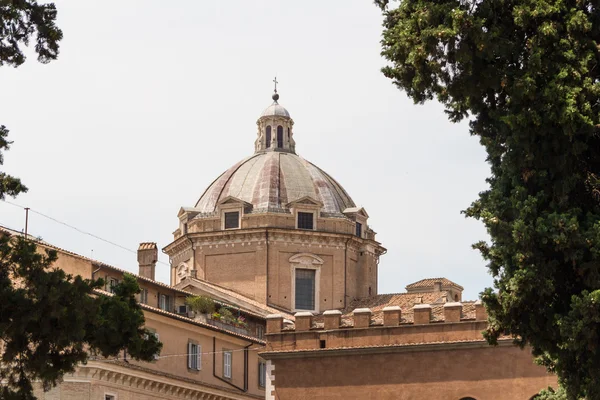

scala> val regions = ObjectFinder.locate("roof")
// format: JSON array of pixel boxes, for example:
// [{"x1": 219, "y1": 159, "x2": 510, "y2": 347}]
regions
[
  {"x1": 310, "y1": 292, "x2": 476, "y2": 327},
  {"x1": 405, "y1": 277, "x2": 464, "y2": 291},
  {"x1": 138, "y1": 242, "x2": 157, "y2": 250},
  {"x1": 94, "y1": 289, "x2": 265, "y2": 345},
  {"x1": 176, "y1": 277, "x2": 295, "y2": 320},
  {"x1": 0, "y1": 225, "x2": 269, "y2": 321},
  {"x1": 194, "y1": 151, "x2": 356, "y2": 216},
  {"x1": 260, "y1": 100, "x2": 290, "y2": 118}
]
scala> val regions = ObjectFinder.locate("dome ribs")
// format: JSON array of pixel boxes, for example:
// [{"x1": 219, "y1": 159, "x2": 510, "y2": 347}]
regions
[{"x1": 194, "y1": 153, "x2": 356, "y2": 216}]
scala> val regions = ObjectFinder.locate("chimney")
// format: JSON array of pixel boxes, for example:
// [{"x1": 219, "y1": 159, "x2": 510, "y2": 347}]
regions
[
  {"x1": 137, "y1": 242, "x2": 158, "y2": 280},
  {"x1": 433, "y1": 281, "x2": 442, "y2": 292}
]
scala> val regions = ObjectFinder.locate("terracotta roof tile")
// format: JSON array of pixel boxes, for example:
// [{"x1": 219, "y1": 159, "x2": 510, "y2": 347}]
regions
[
  {"x1": 0, "y1": 225, "x2": 269, "y2": 321},
  {"x1": 405, "y1": 277, "x2": 464, "y2": 291},
  {"x1": 94, "y1": 289, "x2": 265, "y2": 344},
  {"x1": 138, "y1": 242, "x2": 157, "y2": 250},
  {"x1": 311, "y1": 294, "x2": 477, "y2": 327},
  {"x1": 183, "y1": 277, "x2": 295, "y2": 320}
]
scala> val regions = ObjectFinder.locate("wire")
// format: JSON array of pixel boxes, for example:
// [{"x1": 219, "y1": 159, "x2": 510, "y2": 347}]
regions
[
  {"x1": 1, "y1": 200, "x2": 170, "y2": 266},
  {"x1": 88, "y1": 345, "x2": 266, "y2": 363}
]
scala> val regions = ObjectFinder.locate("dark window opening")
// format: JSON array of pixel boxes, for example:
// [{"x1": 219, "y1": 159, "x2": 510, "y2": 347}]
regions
[
  {"x1": 265, "y1": 126, "x2": 271, "y2": 148},
  {"x1": 224, "y1": 211, "x2": 239, "y2": 229},
  {"x1": 368, "y1": 286, "x2": 372, "y2": 296},
  {"x1": 297, "y1": 212, "x2": 314, "y2": 230},
  {"x1": 355, "y1": 222, "x2": 362, "y2": 237},
  {"x1": 319, "y1": 340, "x2": 326, "y2": 349},
  {"x1": 295, "y1": 269, "x2": 316, "y2": 310},
  {"x1": 277, "y1": 126, "x2": 284, "y2": 148},
  {"x1": 287, "y1": 127, "x2": 290, "y2": 139},
  {"x1": 454, "y1": 294, "x2": 459, "y2": 301},
  {"x1": 258, "y1": 361, "x2": 266, "y2": 387}
]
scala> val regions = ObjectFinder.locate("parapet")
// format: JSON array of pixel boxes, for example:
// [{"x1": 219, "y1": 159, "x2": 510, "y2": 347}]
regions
[{"x1": 265, "y1": 302, "x2": 489, "y2": 353}]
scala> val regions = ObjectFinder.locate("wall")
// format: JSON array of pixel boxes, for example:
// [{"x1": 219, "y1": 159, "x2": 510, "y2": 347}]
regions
[
  {"x1": 167, "y1": 223, "x2": 383, "y2": 313},
  {"x1": 267, "y1": 345, "x2": 555, "y2": 400}
]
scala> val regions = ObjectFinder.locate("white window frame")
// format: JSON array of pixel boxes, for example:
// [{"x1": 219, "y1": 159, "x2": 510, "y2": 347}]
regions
[
  {"x1": 188, "y1": 342, "x2": 201, "y2": 371},
  {"x1": 289, "y1": 253, "x2": 323, "y2": 314},
  {"x1": 223, "y1": 350, "x2": 232, "y2": 379},
  {"x1": 139, "y1": 288, "x2": 148, "y2": 304},
  {"x1": 258, "y1": 360, "x2": 266, "y2": 388},
  {"x1": 159, "y1": 294, "x2": 170, "y2": 311}
]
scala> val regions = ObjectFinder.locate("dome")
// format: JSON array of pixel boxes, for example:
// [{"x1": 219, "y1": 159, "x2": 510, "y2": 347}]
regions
[
  {"x1": 260, "y1": 102, "x2": 290, "y2": 118},
  {"x1": 195, "y1": 152, "x2": 356, "y2": 216}
]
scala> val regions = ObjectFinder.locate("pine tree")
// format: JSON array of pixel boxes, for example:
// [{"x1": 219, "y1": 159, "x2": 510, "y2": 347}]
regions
[{"x1": 376, "y1": 1, "x2": 600, "y2": 398}]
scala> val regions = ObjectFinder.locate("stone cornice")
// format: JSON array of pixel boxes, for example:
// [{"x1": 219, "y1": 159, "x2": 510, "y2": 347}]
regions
[
  {"x1": 259, "y1": 339, "x2": 514, "y2": 360},
  {"x1": 164, "y1": 228, "x2": 386, "y2": 255},
  {"x1": 71, "y1": 361, "x2": 263, "y2": 400}
]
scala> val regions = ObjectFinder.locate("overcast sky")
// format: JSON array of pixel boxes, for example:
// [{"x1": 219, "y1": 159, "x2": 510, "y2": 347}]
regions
[{"x1": 0, "y1": 0, "x2": 492, "y2": 299}]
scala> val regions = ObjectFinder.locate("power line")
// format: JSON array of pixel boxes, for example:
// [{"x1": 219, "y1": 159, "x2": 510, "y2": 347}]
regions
[
  {"x1": 88, "y1": 346, "x2": 266, "y2": 363},
  {"x1": 1, "y1": 200, "x2": 170, "y2": 266}
]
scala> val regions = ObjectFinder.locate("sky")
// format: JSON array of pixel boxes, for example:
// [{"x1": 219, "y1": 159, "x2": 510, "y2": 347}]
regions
[{"x1": 0, "y1": 0, "x2": 493, "y2": 300}]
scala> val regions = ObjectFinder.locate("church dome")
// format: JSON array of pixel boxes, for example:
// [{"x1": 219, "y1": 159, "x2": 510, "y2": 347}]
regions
[
  {"x1": 260, "y1": 92, "x2": 290, "y2": 118},
  {"x1": 194, "y1": 86, "x2": 356, "y2": 217},
  {"x1": 261, "y1": 103, "x2": 290, "y2": 118},
  {"x1": 195, "y1": 152, "x2": 356, "y2": 216}
]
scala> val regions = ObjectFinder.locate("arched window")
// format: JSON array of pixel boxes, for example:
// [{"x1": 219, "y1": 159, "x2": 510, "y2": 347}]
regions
[
  {"x1": 460, "y1": 397, "x2": 477, "y2": 400},
  {"x1": 265, "y1": 126, "x2": 271, "y2": 148},
  {"x1": 277, "y1": 126, "x2": 284, "y2": 148}
]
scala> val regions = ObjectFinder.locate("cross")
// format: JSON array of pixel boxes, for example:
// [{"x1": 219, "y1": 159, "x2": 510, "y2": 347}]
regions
[{"x1": 273, "y1": 76, "x2": 278, "y2": 92}]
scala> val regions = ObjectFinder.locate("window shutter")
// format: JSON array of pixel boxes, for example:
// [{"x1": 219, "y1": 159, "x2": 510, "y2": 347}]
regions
[
  {"x1": 187, "y1": 342, "x2": 192, "y2": 369},
  {"x1": 157, "y1": 292, "x2": 161, "y2": 308},
  {"x1": 197, "y1": 345, "x2": 202, "y2": 370}
]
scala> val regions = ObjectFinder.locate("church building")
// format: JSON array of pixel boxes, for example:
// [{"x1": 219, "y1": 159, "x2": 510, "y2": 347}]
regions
[{"x1": 165, "y1": 87, "x2": 386, "y2": 315}]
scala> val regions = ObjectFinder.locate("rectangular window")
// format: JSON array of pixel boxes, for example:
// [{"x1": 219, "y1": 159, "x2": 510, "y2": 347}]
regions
[
  {"x1": 297, "y1": 212, "x2": 314, "y2": 230},
  {"x1": 139, "y1": 288, "x2": 148, "y2": 304},
  {"x1": 224, "y1": 211, "x2": 240, "y2": 229},
  {"x1": 295, "y1": 269, "x2": 316, "y2": 310},
  {"x1": 256, "y1": 325, "x2": 264, "y2": 340},
  {"x1": 223, "y1": 350, "x2": 232, "y2": 379},
  {"x1": 153, "y1": 332, "x2": 160, "y2": 360},
  {"x1": 105, "y1": 395, "x2": 116, "y2": 400},
  {"x1": 355, "y1": 222, "x2": 362, "y2": 238},
  {"x1": 188, "y1": 342, "x2": 201, "y2": 370},
  {"x1": 109, "y1": 278, "x2": 119, "y2": 294},
  {"x1": 159, "y1": 294, "x2": 171, "y2": 311},
  {"x1": 258, "y1": 360, "x2": 266, "y2": 388}
]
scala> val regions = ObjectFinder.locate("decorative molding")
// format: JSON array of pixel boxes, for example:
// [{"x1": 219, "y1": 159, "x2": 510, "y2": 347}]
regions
[{"x1": 67, "y1": 362, "x2": 262, "y2": 400}]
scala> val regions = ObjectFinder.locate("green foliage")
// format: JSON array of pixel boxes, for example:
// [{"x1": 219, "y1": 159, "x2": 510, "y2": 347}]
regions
[
  {"x1": 218, "y1": 307, "x2": 234, "y2": 323},
  {"x1": 186, "y1": 295, "x2": 215, "y2": 314},
  {"x1": 0, "y1": 0, "x2": 63, "y2": 201},
  {"x1": 376, "y1": 0, "x2": 600, "y2": 398},
  {"x1": 0, "y1": 0, "x2": 63, "y2": 67},
  {"x1": 0, "y1": 125, "x2": 28, "y2": 200},
  {"x1": 534, "y1": 387, "x2": 568, "y2": 400},
  {"x1": 0, "y1": 236, "x2": 162, "y2": 398}
]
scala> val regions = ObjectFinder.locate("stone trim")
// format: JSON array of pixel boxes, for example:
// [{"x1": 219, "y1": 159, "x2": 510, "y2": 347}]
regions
[
  {"x1": 73, "y1": 361, "x2": 262, "y2": 400},
  {"x1": 260, "y1": 339, "x2": 514, "y2": 360}
]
